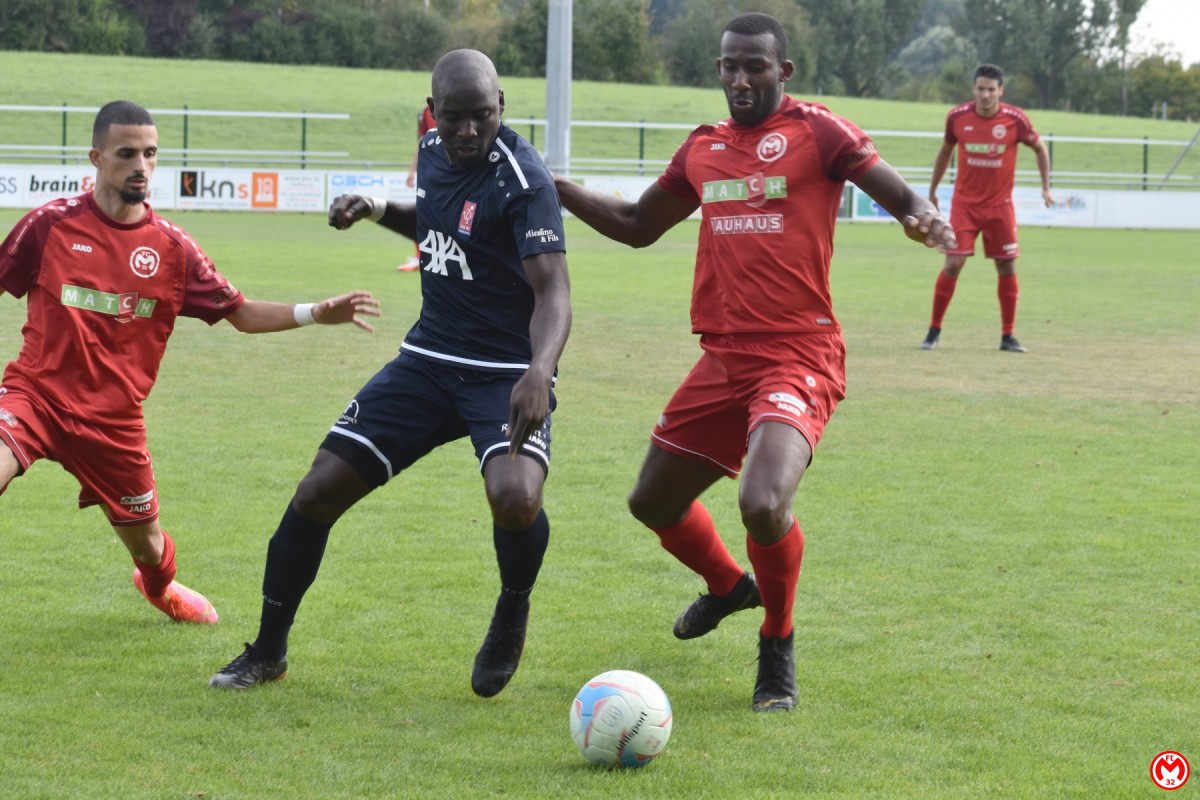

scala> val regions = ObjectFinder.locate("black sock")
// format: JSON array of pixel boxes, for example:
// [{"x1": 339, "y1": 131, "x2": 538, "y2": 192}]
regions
[
  {"x1": 493, "y1": 509, "x2": 549, "y2": 610},
  {"x1": 254, "y1": 501, "x2": 331, "y2": 660}
]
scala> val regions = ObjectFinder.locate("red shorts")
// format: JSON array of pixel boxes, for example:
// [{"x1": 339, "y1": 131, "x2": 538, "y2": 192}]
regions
[
  {"x1": 0, "y1": 382, "x2": 159, "y2": 526},
  {"x1": 651, "y1": 332, "x2": 847, "y2": 477},
  {"x1": 948, "y1": 200, "x2": 1019, "y2": 260}
]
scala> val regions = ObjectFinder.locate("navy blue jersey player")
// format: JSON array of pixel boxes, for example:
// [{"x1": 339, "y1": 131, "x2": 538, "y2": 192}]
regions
[{"x1": 211, "y1": 49, "x2": 572, "y2": 697}]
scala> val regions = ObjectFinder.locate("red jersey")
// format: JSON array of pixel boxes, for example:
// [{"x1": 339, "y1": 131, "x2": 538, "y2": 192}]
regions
[
  {"x1": 658, "y1": 96, "x2": 879, "y2": 335},
  {"x1": 0, "y1": 193, "x2": 244, "y2": 424},
  {"x1": 943, "y1": 102, "x2": 1040, "y2": 207},
  {"x1": 418, "y1": 107, "x2": 436, "y2": 138}
]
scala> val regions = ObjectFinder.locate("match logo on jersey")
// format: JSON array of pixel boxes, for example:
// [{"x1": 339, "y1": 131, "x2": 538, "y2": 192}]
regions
[
  {"x1": 757, "y1": 132, "x2": 788, "y2": 163},
  {"x1": 458, "y1": 201, "x2": 478, "y2": 236},
  {"x1": 129, "y1": 246, "x2": 160, "y2": 278}
]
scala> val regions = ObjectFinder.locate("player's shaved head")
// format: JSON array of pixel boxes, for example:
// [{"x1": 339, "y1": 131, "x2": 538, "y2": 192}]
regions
[
  {"x1": 428, "y1": 48, "x2": 505, "y2": 170},
  {"x1": 431, "y1": 49, "x2": 499, "y2": 106}
]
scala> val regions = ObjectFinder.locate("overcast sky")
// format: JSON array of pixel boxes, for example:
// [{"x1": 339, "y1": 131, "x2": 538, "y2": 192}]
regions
[{"x1": 1129, "y1": 0, "x2": 1200, "y2": 65}]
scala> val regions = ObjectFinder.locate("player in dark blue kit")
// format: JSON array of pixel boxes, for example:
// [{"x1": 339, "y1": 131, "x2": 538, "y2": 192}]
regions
[{"x1": 210, "y1": 49, "x2": 572, "y2": 696}]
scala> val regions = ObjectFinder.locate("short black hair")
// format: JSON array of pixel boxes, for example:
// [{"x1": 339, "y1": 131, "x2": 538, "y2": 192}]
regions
[
  {"x1": 974, "y1": 64, "x2": 1005, "y2": 85},
  {"x1": 92, "y1": 100, "x2": 155, "y2": 147},
  {"x1": 722, "y1": 12, "x2": 788, "y2": 64}
]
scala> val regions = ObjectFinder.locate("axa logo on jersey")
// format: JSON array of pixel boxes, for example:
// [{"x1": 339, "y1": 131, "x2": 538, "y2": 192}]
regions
[{"x1": 419, "y1": 229, "x2": 474, "y2": 280}]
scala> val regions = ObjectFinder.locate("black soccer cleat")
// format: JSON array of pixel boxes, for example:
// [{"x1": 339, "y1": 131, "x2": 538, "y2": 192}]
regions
[
  {"x1": 472, "y1": 594, "x2": 530, "y2": 698},
  {"x1": 999, "y1": 334, "x2": 1027, "y2": 353},
  {"x1": 753, "y1": 631, "x2": 797, "y2": 713},
  {"x1": 673, "y1": 572, "x2": 761, "y2": 640},
  {"x1": 209, "y1": 643, "x2": 288, "y2": 689},
  {"x1": 920, "y1": 327, "x2": 941, "y2": 350}
]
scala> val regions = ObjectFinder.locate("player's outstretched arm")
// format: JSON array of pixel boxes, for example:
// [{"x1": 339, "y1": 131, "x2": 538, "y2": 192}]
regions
[
  {"x1": 855, "y1": 161, "x2": 957, "y2": 253},
  {"x1": 554, "y1": 177, "x2": 696, "y2": 249},
  {"x1": 225, "y1": 291, "x2": 381, "y2": 334},
  {"x1": 328, "y1": 194, "x2": 417, "y2": 240}
]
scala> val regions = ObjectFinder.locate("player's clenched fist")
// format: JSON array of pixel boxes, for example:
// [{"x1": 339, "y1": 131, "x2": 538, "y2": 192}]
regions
[{"x1": 328, "y1": 194, "x2": 384, "y2": 230}]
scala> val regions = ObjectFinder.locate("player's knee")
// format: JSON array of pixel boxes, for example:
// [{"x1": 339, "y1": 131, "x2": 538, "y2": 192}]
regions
[
  {"x1": 627, "y1": 487, "x2": 675, "y2": 529},
  {"x1": 293, "y1": 472, "x2": 350, "y2": 526},
  {"x1": 738, "y1": 495, "x2": 790, "y2": 543},
  {"x1": 489, "y1": 489, "x2": 540, "y2": 531}
]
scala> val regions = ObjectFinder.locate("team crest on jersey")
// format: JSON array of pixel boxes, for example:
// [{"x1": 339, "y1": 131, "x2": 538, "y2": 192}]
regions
[
  {"x1": 992, "y1": 124, "x2": 1007, "y2": 139},
  {"x1": 757, "y1": 132, "x2": 788, "y2": 163},
  {"x1": 129, "y1": 246, "x2": 160, "y2": 278},
  {"x1": 458, "y1": 201, "x2": 478, "y2": 235}
]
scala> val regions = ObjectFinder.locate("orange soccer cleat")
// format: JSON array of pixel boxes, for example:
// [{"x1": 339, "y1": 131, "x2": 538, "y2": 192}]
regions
[{"x1": 132, "y1": 569, "x2": 219, "y2": 624}]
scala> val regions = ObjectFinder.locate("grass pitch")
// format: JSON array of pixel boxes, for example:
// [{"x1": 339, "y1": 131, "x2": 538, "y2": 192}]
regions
[{"x1": 0, "y1": 209, "x2": 1196, "y2": 798}]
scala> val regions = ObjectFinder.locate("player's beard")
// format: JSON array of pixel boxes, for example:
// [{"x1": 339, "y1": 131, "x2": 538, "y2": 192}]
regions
[{"x1": 119, "y1": 187, "x2": 148, "y2": 204}]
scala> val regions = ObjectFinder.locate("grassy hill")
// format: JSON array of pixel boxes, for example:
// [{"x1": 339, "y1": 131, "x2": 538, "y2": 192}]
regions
[{"x1": 1, "y1": 50, "x2": 1197, "y2": 184}]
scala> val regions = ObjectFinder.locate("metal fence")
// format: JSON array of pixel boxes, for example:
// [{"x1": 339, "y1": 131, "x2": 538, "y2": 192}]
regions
[{"x1": 3, "y1": 105, "x2": 1197, "y2": 191}]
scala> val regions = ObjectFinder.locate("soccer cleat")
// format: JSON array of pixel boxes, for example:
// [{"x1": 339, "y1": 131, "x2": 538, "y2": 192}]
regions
[
  {"x1": 132, "y1": 568, "x2": 218, "y2": 624},
  {"x1": 397, "y1": 257, "x2": 420, "y2": 272},
  {"x1": 209, "y1": 643, "x2": 288, "y2": 689},
  {"x1": 753, "y1": 631, "x2": 797, "y2": 713},
  {"x1": 920, "y1": 327, "x2": 941, "y2": 350},
  {"x1": 673, "y1": 572, "x2": 761, "y2": 640},
  {"x1": 472, "y1": 594, "x2": 530, "y2": 698},
  {"x1": 999, "y1": 334, "x2": 1027, "y2": 353}
]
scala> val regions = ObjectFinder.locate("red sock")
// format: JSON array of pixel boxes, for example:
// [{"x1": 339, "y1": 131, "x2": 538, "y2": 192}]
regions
[
  {"x1": 133, "y1": 530, "x2": 177, "y2": 598},
  {"x1": 746, "y1": 520, "x2": 804, "y2": 640},
  {"x1": 998, "y1": 273, "x2": 1019, "y2": 335},
  {"x1": 650, "y1": 501, "x2": 743, "y2": 597},
  {"x1": 931, "y1": 271, "x2": 958, "y2": 329}
]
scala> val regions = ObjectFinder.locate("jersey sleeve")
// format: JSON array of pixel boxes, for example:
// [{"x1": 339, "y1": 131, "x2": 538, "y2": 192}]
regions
[
  {"x1": 179, "y1": 237, "x2": 244, "y2": 324},
  {"x1": 943, "y1": 111, "x2": 958, "y2": 145},
  {"x1": 656, "y1": 127, "x2": 709, "y2": 203},
  {"x1": 809, "y1": 111, "x2": 879, "y2": 183},
  {"x1": 0, "y1": 205, "x2": 56, "y2": 297},
  {"x1": 1013, "y1": 107, "x2": 1040, "y2": 147}
]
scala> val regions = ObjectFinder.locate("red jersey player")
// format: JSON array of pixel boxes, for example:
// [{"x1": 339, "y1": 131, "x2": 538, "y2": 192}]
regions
[
  {"x1": 0, "y1": 100, "x2": 380, "y2": 626},
  {"x1": 555, "y1": 13, "x2": 955, "y2": 712},
  {"x1": 400, "y1": 106, "x2": 438, "y2": 271},
  {"x1": 922, "y1": 64, "x2": 1054, "y2": 353}
]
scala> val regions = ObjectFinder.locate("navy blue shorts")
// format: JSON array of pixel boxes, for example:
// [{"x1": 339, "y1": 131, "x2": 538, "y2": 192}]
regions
[{"x1": 320, "y1": 351, "x2": 554, "y2": 488}]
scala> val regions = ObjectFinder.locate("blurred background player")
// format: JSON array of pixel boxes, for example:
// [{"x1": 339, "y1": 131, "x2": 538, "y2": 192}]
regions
[
  {"x1": 0, "y1": 100, "x2": 380, "y2": 626},
  {"x1": 555, "y1": 13, "x2": 954, "y2": 712},
  {"x1": 923, "y1": 63, "x2": 1054, "y2": 353},
  {"x1": 399, "y1": 105, "x2": 438, "y2": 271},
  {"x1": 210, "y1": 50, "x2": 572, "y2": 698}
]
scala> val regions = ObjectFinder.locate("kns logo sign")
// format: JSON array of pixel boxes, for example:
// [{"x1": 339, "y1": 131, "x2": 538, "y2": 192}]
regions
[{"x1": 179, "y1": 171, "x2": 239, "y2": 199}]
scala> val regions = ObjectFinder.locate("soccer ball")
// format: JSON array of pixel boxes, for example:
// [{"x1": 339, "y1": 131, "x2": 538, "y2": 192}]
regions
[{"x1": 569, "y1": 670, "x2": 673, "y2": 768}]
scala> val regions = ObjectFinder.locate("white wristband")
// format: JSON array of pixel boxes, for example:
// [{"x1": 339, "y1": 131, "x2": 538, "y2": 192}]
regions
[
  {"x1": 366, "y1": 196, "x2": 387, "y2": 222},
  {"x1": 293, "y1": 303, "x2": 316, "y2": 327}
]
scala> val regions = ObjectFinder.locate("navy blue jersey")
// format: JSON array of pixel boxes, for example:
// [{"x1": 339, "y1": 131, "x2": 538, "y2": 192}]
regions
[{"x1": 403, "y1": 124, "x2": 566, "y2": 372}]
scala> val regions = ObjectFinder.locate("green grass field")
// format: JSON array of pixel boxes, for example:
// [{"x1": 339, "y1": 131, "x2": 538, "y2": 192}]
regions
[
  {"x1": 0, "y1": 205, "x2": 1196, "y2": 798},
  {"x1": 2, "y1": 50, "x2": 1199, "y2": 185}
]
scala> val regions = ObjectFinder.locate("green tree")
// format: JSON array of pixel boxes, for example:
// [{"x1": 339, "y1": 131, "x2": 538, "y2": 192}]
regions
[
  {"x1": 659, "y1": 0, "x2": 812, "y2": 90},
  {"x1": 891, "y1": 24, "x2": 977, "y2": 102},
  {"x1": 0, "y1": 0, "x2": 137, "y2": 54},
  {"x1": 799, "y1": 0, "x2": 922, "y2": 97},
  {"x1": 493, "y1": 0, "x2": 547, "y2": 77},
  {"x1": 573, "y1": 0, "x2": 664, "y2": 84},
  {"x1": 961, "y1": 0, "x2": 1111, "y2": 109}
]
